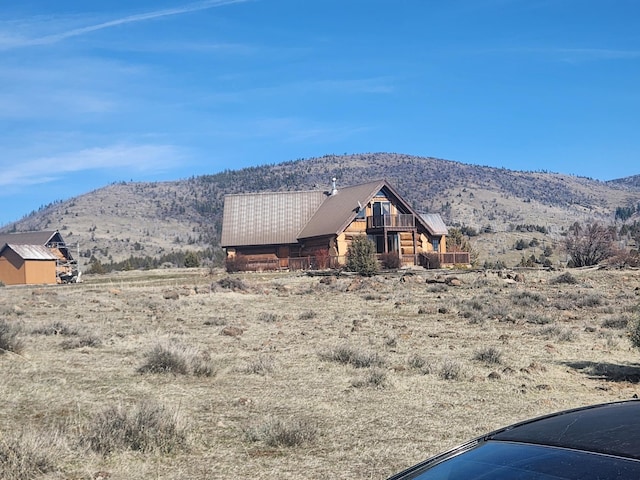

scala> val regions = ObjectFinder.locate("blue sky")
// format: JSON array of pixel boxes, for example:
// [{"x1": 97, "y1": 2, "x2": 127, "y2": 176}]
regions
[{"x1": 1, "y1": 0, "x2": 639, "y2": 226}]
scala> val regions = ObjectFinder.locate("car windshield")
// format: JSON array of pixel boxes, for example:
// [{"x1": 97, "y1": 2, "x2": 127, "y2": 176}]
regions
[{"x1": 405, "y1": 440, "x2": 640, "y2": 480}]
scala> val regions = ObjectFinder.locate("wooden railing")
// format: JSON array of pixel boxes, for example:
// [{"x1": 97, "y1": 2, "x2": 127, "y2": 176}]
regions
[
  {"x1": 439, "y1": 252, "x2": 471, "y2": 265},
  {"x1": 233, "y1": 251, "x2": 471, "y2": 272},
  {"x1": 367, "y1": 214, "x2": 415, "y2": 229}
]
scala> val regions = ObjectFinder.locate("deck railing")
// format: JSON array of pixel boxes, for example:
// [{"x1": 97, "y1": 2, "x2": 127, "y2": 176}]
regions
[
  {"x1": 233, "y1": 251, "x2": 471, "y2": 272},
  {"x1": 439, "y1": 252, "x2": 471, "y2": 265},
  {"x1": 366, "y1": 214, "x2": 415, "y2": 229}
]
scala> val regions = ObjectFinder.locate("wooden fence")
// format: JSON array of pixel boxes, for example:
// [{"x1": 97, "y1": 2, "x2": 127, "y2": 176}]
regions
[{"x1": 236, "y1": 252, "x2": 470, "y2": 272}]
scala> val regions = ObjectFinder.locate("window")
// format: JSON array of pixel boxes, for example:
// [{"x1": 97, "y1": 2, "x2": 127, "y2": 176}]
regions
[
  {"x1": 373, "y1": 201, "x2": 391, "y2": 218},
  {"x1": 369, "y1": 234, "x2": 399, "y2": 254},
  {"x1": 432, "y1": 238, "x2": 440, "y2": 252},
  {"x1": 372, "y1": 201, "x2": 391, "y2": 227}
]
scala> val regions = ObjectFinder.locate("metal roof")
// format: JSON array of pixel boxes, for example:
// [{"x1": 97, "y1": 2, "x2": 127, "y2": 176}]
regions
[
  {"x1": 0, "y1": 231, "x2": 58, "y2": 246},
  {"x1": 220, "y1": 190, "x2": 326, "y2": 247},
  {"x1": 297, "y1": 180, "x2": 387, "y2": 239},
  {"x1": 299, "y1": 179, "x2": 438, "y2": 240},
  {"x1": 220, "y1": 179, "x2": 442, "y2": 247},
  {"x1": 1, "y1": 244, "x2": 58, "y2": 260},
  {"x1": 420, "y1": 214, "x2": 448, "y2": 236}
]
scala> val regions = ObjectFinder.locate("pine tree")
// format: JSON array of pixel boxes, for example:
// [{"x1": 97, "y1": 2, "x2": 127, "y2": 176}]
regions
[{"x1": 346, "y1": 236, "x2": 378, "y2": 276}]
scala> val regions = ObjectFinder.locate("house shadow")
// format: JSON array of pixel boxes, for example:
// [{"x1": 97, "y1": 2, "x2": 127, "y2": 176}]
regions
[{"x1": 562, "y1": 360, "x2": 640, "y2": 384}]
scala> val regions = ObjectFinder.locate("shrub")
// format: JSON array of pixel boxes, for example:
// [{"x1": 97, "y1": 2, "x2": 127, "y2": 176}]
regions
[
  {"x1": 629, "y1": 316, "x2": 640, "y2": 350},
  {"x1": 407, "y1": 354, "x2": 426, "y2": 370},
  {"x1": 483, "y1": 260, "x2": 507, "y2": 270},
  {"x1": 427, "y1": 283, "x2": 448, "y2": 293},
  {"x1": 217, "y1": 276, "x2": 248, "y2": 291},
  {"x1": 298, "y1": 310, "x2": 318, "y2": 320},
  {"x1": 351, "y1": 368, "x2": 388, "y2": 388},
  {"x1": 384, "y1": 334, "x2": 398, "y2": 348},
  {"x1": 510, "y1": 291, "x2": 544, "y2": 307},
  {"x1": 258, "y1": 312, "x2": 279, "y2": 322},
  {"x1": 139, "y1": 343, "x2": 188, "y2": 375},
  {"x1": 577, "y1": 294, "x2": 603, "y2": 308},
  {"x1": 319, "y1": 344, "x2": 385, "y2": 368},
  {"x1": 601, "y1": 316, "x2": 630, "y2": 330},
  {"x1": 183, "y1": 251, "x2": 200, "y2": 268},
  {"x1": 466, "y1": 312, "x2": 485, "y2": 325},
  {"x1": 346, "y1": 236, "x2": 378, "y2": 276},
  {"x1": 312, "y1": 249, "x2": 330, "y2": 270},
  {"x1": 138, "y1": 343, "x2": 214, "y2": 376},
  {"x1": 0, "y1": 428, "x2": 65, "y2": 480},
  {"x1": 32, "y1": 321, "x2": 79, "y2": 336},
  {"x1": 225, "y1": 254, "x2": 248, "y2": 273},
  {"x1": 380, "y1": 252, "x2": 401, "y2": 269},
  {"x1": 61, "y1": 335, "x2": 102, "y2": 350},
  {"x1": 550, "y1": 272, "x2": 578, "y2": 285},
  {"x1": 474, "y1": 346, "x2": 503, "y2": 364},
  {"x1": 243, "y1": 355, "x2": 275, "y2": 375},
  {"x1": 81, "y1": 400, "x2": 189, "y2": 455},
  {"x1": 204, "y1": 317, "x2": 226, "y2": 326},
  {"x1": 526, "y1": 314, "x2": 554, "y2": 325},
  {"x1": 464, "y1": 298, "x2": 484, "y2": 311},
  {"x1": 0, "y1": 320, "x2": 24, "y2": 355},
  {"x1": 439, "y1": 359, "x2": 464, "y2": 380},
  {"x1": 564, "y1": 222, "x2": 616, "y2": 267},
  {"x1": 557, "y1": 328, "x2": 577, "y2": 342},
  {"x1": 246, "y1": 417, "x2": 317, "y2": 448},
  {"x1": 538, "y1": 326, "x2": 577, "y2": 342},
  {"x1": 407, "y1": 354, "x2": 434, "y2": 374}
]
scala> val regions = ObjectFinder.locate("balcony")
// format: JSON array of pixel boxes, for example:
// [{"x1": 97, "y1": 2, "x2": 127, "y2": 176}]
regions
[{"x1": 366, "y1": 214, "x2": 415, "y2": 230}]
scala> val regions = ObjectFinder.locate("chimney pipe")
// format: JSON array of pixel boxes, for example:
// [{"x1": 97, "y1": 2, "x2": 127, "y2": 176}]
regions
[{"x1": 330, "y1": 177, "x2": 338, "y2": 196}]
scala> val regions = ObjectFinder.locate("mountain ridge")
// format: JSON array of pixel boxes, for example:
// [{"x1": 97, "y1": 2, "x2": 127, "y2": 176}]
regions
[{"x1": 3, "y1": 153, "x2": 639, "y2": 268}]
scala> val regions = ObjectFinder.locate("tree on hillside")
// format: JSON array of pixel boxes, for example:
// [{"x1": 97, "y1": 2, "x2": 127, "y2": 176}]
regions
[
  {"x1": 563, "y1": 222, "x2": 616, "y2": 267},
  {"x1": 184, "y1": 251, "x2": 200, "y2": 268}
]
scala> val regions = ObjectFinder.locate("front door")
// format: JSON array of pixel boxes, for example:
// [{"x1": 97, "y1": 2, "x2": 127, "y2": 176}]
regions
[{"x1": 277, "y1": 246, "x2": 289, "y2": 268}]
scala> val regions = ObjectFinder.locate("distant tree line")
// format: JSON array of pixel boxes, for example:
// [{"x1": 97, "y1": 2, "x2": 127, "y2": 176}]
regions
[
  {"x1": 615, "y1": 204, "x2": 640, "y2": 222},
  {"x1": 86, "y1": 248, "x2": 225, "y2": 274}
]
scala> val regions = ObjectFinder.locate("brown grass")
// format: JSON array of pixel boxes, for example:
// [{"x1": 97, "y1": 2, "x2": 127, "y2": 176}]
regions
[{"x1": 0, "y1": 267, "x2": 639, "y2": 478}]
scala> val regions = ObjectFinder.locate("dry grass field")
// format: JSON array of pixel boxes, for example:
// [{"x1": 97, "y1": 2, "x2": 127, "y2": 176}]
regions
[{"x1": 1, "y1": 267, "x2": 640, "y2": 479}]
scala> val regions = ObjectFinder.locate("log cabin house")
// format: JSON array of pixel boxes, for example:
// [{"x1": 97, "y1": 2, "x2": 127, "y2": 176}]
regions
[
  {"x1": 0, "y1": 230, "x2": 78, "y2": 284},
  {"x1": 220, "y1": 179, "x2": 470, "y2": 271}
]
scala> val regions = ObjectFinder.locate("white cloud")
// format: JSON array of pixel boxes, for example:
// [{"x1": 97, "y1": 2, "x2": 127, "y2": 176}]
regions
[
  {"x1": 0, "y1": 0, "x2": 251, "y2": 50},
  {"x1": 552, "y1": 48, "x2": 640, "y2": 62},
  {"x1": 479, "y1": 46, "x2": 640, "y2": 63},
  {"x1": 0, "y1": 144, "x2": 184, "y2": 187}
]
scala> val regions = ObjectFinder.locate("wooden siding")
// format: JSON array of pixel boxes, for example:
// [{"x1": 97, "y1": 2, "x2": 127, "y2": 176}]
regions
[{"x1": 0, "y1": 248, "x2": 57, "y2": 285}]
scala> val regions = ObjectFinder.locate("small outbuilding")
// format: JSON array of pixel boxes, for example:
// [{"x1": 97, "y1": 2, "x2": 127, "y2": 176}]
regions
[
  {"x1": 0, "y1": 230, "x2": 78, "y2": 283},
  {"x1": 0, "y1": 244, "x2": 58, "y2": 285}
]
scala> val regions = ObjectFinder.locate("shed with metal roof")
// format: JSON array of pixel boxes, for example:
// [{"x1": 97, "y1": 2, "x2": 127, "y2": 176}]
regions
[
  {"x1": 0, "y1": 244, "x2": 58, "y2": 285},
  {"x1": 0, "y1": 230, "x2": 77, "y2": 282}
]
